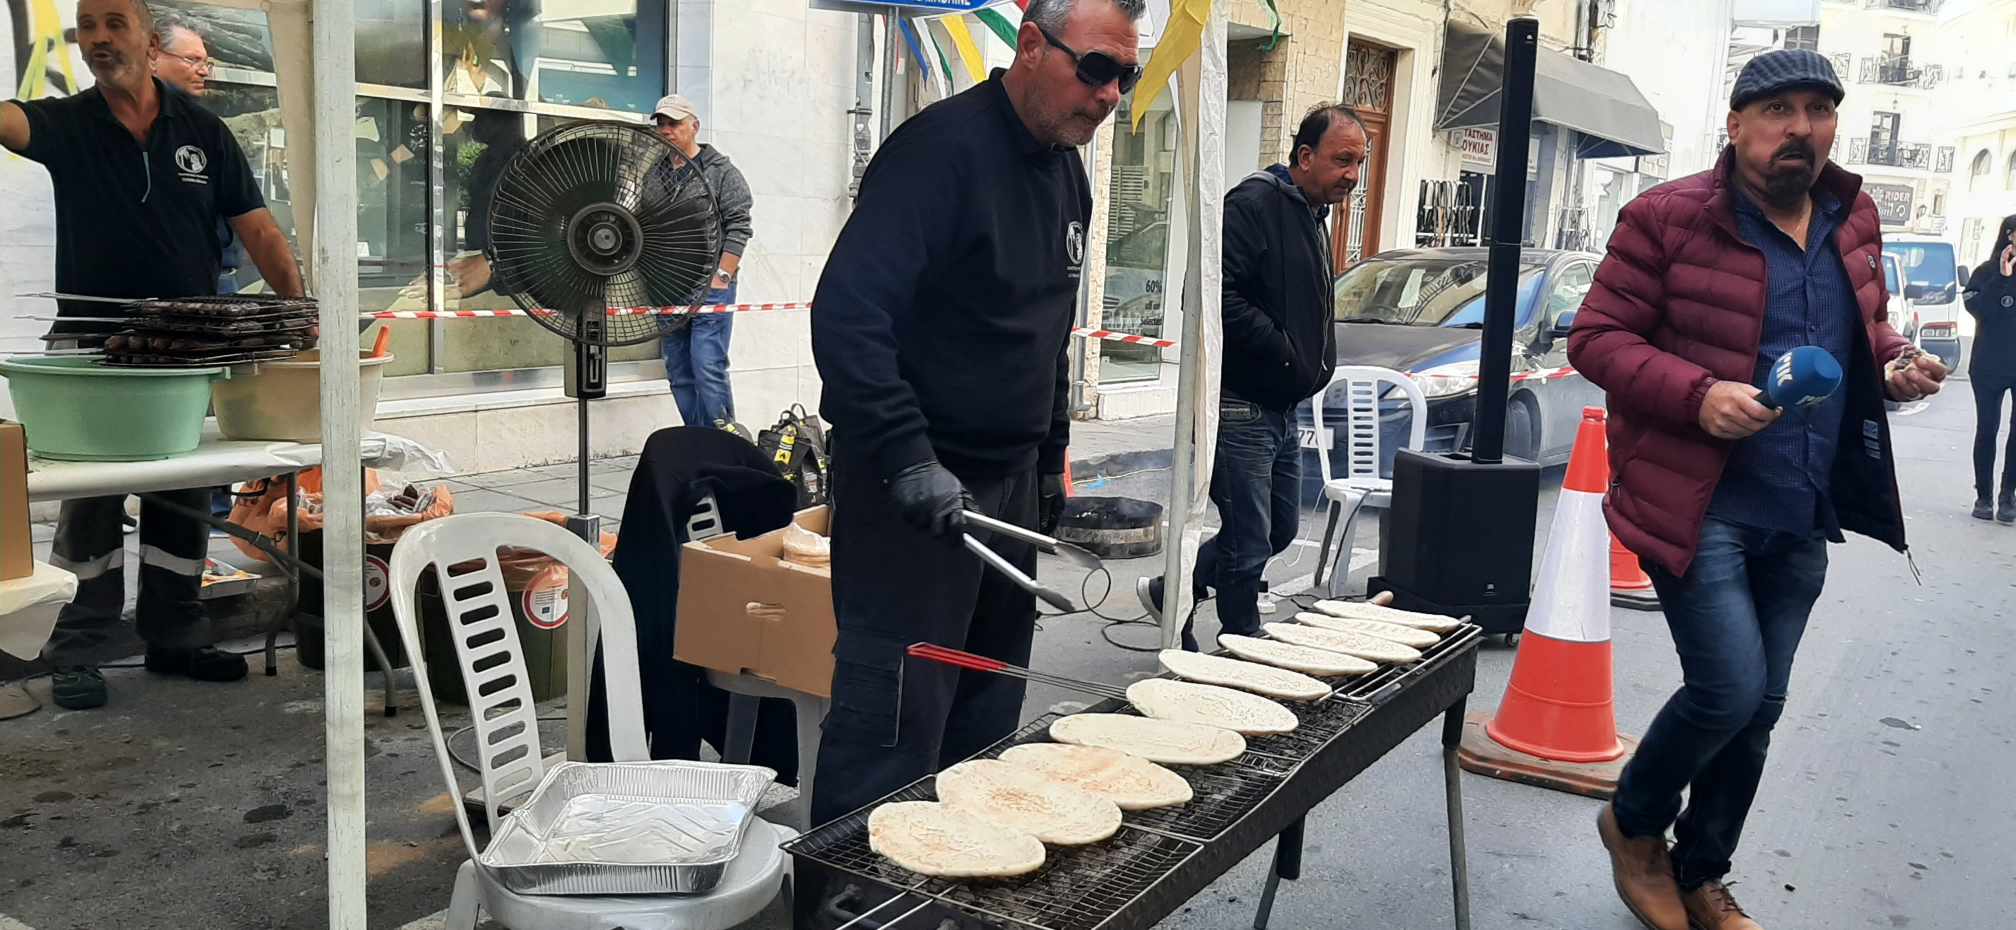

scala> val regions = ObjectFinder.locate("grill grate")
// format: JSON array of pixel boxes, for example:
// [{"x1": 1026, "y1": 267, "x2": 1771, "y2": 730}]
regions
[
  {"x1": 970, "y1": 714, "x2": 1294, "y2": 842},
  {"x1": 784, "y1": 778, "x2": 1199, "y2": 930},
  {"x1": 1331, "y1": 624, "x2": 1485, "y2": 705}
]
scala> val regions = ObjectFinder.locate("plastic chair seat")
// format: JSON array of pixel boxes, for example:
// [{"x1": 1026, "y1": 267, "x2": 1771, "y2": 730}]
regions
[
  {"x1": 1309, "y1": 367, "x2": 1427, "y2": 595},
  {"x1": 705, "y1": 669, "x2": 827, "y2": 832},
  {"x1": 450, "y1": 819, "x2": 795, "y2": 930}
]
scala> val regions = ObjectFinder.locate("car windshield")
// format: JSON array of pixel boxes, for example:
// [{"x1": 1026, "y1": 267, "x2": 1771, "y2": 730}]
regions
[
  {"x1": 1884, "y1": 241, "x2": 1957, "y2": 300},
  {"x1": 1334, "y1": 257, "x2": 1546, "y2": 327}
]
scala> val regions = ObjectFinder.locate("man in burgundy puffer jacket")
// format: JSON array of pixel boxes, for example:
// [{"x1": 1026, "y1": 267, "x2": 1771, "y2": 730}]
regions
[{"x1": 1569, "y1": 50, "x2": 1947, "y2": 930}]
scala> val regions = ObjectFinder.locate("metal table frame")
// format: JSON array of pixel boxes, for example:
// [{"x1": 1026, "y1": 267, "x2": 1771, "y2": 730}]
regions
[{"x1": 25, "y1": 435, "x2": 400, "y2": 715}]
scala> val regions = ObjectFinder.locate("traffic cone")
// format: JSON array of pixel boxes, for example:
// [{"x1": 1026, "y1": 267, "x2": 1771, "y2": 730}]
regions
[
  {"x1": 1458, "y1": 406, "x2": 1638, "y2": 799},
  {"x1": 1609, "y1": 532, "x2": 1660, "y2": 611}
]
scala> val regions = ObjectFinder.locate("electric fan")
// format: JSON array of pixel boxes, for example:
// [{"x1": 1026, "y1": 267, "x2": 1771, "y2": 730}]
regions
[{"x1": 485, "y1": 120, "x2": 723, "y2": 535}]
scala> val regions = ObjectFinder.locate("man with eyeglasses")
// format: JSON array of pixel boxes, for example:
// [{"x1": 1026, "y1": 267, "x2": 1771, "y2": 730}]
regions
[
  {"x1": 150, "y1": 12, "x2": 253, "y2": 299},
  {"x1": 801, "y1": 0, "x2": 1141, "y2": 925},
  {"x1": 0, "y1": 0, "x2": 303, "y2": 711}
]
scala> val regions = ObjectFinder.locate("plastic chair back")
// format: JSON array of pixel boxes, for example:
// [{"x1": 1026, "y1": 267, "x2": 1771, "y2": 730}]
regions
[
  {"x1": 1311, "y1": 365, "x2": 1430, "y2": 487},
  {"x1": 388, "y1": 512, "x2": 648, "y2": 861}
]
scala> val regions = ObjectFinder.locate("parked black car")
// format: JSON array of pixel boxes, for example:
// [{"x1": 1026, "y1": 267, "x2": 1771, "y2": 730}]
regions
[{"x1": 1297, "y1": 247, "x2": 1607, "y2": 477}]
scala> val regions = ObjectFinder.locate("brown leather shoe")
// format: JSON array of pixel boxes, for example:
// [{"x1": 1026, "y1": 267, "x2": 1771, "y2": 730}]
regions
[
  {"x1": 1681, "y1": 880, "x2": 1763, "y2": 930},
  {"x1": 1598, "y1": 804, "x2": 1687, "y2": 930}
]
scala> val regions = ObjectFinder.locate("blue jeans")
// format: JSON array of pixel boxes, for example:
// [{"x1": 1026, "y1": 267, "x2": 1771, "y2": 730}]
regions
[
  {"x1": 1612, "y1": 516, "x2": 1828, "y2": 888},
  {"x1": 1190, "y1": 396, "x2": 1301, "y2": 643},
  {"x1": 663, "y1": 285, "x2": 735, "y2": 427}
]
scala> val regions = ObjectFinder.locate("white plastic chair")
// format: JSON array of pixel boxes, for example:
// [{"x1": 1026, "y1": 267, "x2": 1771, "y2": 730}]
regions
[
  {"x1": 1310, "y1": 366, "x2": 1428, "y2": 596},
  {"x1": 388, "y1": 512, "x2": 792, "y2": 930}
]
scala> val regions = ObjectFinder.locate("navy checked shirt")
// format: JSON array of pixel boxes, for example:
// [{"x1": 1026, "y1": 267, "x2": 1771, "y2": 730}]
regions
[{"x1": 1708, "y1": 189, "x2": 1857, "y2": 536}]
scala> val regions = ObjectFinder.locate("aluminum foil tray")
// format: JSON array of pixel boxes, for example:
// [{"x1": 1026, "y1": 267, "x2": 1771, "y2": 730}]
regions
[{"x1": 479, "y1": 760, "x2": 777, "y2": 895}]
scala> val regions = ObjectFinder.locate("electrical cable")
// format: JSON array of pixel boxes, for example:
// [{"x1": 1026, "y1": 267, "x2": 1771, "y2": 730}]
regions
[{"x1": 447, "y1": 714, "x2": 570, "y2": 773}]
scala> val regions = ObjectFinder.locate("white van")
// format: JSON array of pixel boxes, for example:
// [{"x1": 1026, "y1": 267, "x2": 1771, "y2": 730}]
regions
[{"x1": 1883, "y1": 235, "x2": 1965, "y2": 371}]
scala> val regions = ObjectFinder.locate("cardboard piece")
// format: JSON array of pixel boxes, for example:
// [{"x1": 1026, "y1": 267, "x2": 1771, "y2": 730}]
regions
[
  {"x1": 1, "y1": 422, "x2": 31, "y2": 582},
  {"x1": 675, "y1": 507, "x2": 836, "y2": 698}
]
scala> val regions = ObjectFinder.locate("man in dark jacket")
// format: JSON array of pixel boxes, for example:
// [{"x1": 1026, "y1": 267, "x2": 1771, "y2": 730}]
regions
[
  {"x1": 1139, "y1": 104, "x2": 1358, "y2": 646},
  {"x1": 1569, "y1": 50, "x2": 1945, "y2": 930}
]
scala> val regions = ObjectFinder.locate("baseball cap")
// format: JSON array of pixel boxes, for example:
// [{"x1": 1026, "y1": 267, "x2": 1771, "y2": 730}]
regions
[
  {"x1": 1729, "y1": 49, "x2": 1845, "y2": 111},
  {"x1": 652, "y1": 94, "x2": 697, "y2": 123}
]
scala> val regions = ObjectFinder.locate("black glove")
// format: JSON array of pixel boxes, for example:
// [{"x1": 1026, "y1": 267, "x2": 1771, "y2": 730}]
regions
[
  {"x1": 887, "y1": 460, "x2": 974, "y2": 538},
  {"x1": 1038, "y1": 472, "x2": 1067, "y2": 536}
]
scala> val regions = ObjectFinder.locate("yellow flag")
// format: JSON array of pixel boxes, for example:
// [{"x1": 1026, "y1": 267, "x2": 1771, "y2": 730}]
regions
[
  {"x1": 1132, "y1": 0, "x2": 1213, "y2": 130},
  {"x1": 944, "y1": 15, "x2": 990, "y2": 85}
]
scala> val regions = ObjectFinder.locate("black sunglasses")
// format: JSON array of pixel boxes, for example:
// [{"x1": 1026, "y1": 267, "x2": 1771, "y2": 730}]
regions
[{"x1": 1036, "y1": 25, "x2": 1143, "y2": 94}]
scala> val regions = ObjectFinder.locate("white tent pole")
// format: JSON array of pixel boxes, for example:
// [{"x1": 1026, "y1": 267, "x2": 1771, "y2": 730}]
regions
[
  {"x1": 1157, "y1": 5, "x2": 1227, "y2": 649},
  {"x1": 311, "y1": 0, "x2": 366, "y2": 920}
]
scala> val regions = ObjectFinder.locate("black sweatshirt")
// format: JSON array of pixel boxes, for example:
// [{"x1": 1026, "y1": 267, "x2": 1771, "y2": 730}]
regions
[
  {"x1": 812, "y1": 71, "x2": 1089, "y2": 482},
  {"x1": 1220, "y1": 167, "x2": 1337, "y2": 411}
]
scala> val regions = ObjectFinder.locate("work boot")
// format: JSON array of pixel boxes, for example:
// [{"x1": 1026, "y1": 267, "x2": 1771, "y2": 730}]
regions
[
  {"x1": 144, "y1": 646, "x2": 249, "y2": 682},
  {"x1": 1974, "y1": 497, "x2": 1995, "y2": 521},
  {"x1": 51, "y1": 666, "x2": 108, "y2": 710},
  {"x1": 1598, "y1": 804, "x2": 1687, "y2": 930},
  {"x1": 1136, "y1": 576, "x2": 1209, "y2": 617},
  {"x1": 1680, "y1": 880, "x2": 1763, "y2": 930},
  {"x1": 1999, "y1": 491, "x2": 2015, "y2": 525}
]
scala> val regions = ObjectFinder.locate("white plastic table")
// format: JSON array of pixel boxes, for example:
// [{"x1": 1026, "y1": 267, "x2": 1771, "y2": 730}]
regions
[{"x1": 24, "y1": 430, "x2": 402, "y2": 713}]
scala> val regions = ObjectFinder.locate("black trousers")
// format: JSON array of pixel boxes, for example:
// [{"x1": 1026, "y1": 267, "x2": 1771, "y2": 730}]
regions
[
  {"x1": 796, "y1": 454, "x2": 1038, "y2": 929},
  {"x1": 1972, "y1": 373, "x2": 2016, "y2": 499},
  {"x1": 44, "y1": 489, "x2": 212, "y2": 665}
]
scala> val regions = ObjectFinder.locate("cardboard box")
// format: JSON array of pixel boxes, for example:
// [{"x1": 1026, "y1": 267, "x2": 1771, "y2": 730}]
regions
[
  {"x1": 675, "y1": 507, "x2": 836, "y2": 698},
  {"x1": 1, "y1": 422, "x2": 30, "y2": 582}
]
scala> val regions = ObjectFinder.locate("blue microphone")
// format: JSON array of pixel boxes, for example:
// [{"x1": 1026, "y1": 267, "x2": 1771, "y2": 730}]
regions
[{"x1": 1757, "y1": 346, "x2": 1843, "y2": 411}]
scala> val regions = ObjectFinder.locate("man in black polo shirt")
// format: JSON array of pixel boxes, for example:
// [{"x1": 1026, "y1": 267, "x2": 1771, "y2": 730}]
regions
[
  {"x1": 1, "y1": 0, "x2": 303, "y2": 710},
  {"x1": 799, "y1": 0, "x2": 1141, "y2": 924}
]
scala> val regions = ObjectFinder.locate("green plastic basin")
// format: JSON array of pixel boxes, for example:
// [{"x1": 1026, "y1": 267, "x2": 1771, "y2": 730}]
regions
[{"x1": 0, "y1": 357, "x2": 225, "y2": 461}]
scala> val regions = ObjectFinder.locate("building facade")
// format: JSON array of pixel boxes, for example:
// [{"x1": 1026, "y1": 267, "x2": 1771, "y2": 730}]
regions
[{"x1": 1935, "y1": 0, "x2": 2016, "y2": 268}]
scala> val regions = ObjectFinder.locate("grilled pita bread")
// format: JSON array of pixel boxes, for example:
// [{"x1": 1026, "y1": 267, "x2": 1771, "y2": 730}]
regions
[
  {"x1": 1125, "y1": 679, "x2": 1298, "y2": 735},
  {"x1": 868, "y1": 801, "x2": 1046, "y2": 878},
  {"x1": 1308, "y1": 599, "x2": 1463, "y2": 633},
  {"x1": 1220, "y1": 635, "x2": 1378, "y2": 676},
  {"x1": 935, "y1": 759, "x2": 1123, "y2": 846},
  {"x1": 1264, "y1": 622, "x2": 1423, "y2": 665},
  {"x1": 1049, "y1": 713, "x2": 1247, "y2": 765},
  {"x1": 1293, "y1": 611, "x2": 1440, "y2": 648},
  {"x1": 1158, "y1": 649, "x2": 1330, "y2": 701},
  {"x1": 998, "y1": 743, "x2": 1193, "y2": 810}
]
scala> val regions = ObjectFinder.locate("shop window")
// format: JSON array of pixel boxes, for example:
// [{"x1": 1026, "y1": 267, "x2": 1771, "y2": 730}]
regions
[
  {"x1": 445, "y1": 0, "x2": 669, "y2": 112},
  {"x1": 1100, "y1": 88, "x2": 1178, "y2": 386},
  {"x1": 156, "y1": 0, "x2": 424, "y2": 87}
]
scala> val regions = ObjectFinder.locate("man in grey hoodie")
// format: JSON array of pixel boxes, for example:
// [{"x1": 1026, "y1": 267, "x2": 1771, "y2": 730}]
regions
[{"x1": 653, "y1": 93, "x2": 755, "y2": 427}]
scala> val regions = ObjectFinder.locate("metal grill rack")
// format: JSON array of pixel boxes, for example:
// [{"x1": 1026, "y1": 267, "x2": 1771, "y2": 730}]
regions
[{"x1": 785, "y1": 623, "x2": 1485, "y2": 930}]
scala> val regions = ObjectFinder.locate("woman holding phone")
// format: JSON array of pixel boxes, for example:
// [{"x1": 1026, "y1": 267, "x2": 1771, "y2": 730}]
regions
[{"x1": 1964, "y1": 214, "x2": 2016, "y2": 523}]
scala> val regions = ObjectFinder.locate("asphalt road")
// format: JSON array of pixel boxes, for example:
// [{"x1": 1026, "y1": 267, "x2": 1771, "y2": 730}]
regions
[{"x1": 1, "y1": 385, "x2": 2011, "y2": 930}]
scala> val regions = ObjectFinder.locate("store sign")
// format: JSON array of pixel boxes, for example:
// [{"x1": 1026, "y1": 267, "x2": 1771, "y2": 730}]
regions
[
  {"x1": 1866, "y1": 182, "x2": 1915, "y2": 226},
  {"x1": 1452, "y1": 129, "x2": 1496, "y2": 172}
]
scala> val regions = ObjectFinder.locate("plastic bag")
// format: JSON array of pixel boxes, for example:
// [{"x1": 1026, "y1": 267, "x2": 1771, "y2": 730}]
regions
[{"x1": 492, "y1": 513, "x2": 620, "y2": 630}]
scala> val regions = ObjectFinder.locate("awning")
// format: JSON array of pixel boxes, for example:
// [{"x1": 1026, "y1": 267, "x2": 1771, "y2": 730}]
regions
[{"x1": 1433, "y1": 22, "x2": 1665, "y2": 159}]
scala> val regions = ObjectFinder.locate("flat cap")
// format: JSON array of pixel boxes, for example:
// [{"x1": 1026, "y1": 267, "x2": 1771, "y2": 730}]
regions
[{"x1": 1730, "y1": 49, "x2": 1845, "y2": 111}]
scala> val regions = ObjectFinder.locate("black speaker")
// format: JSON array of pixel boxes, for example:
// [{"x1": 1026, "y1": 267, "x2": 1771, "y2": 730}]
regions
[{"x1": 1370, "y1": 449, "x2": 1540, "y2": 635}]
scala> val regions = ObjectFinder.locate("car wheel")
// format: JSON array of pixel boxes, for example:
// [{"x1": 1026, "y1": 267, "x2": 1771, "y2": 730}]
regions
[{"x1": 1504, "y1": 396, "x2": 1540, "y2": 463}]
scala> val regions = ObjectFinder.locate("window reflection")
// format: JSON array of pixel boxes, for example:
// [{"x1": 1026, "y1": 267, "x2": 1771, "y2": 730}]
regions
[
  {"x1": 445, "y1": 0, "x2": 669, "y2": 112},
  {"x1": 1101, "y1": 91, "x2": 1178, "y2": 385}
]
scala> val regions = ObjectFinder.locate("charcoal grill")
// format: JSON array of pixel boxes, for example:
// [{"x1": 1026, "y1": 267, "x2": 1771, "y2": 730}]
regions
[{"x1": 784, "y1": 623, "x2": 1484, "y2": 930}]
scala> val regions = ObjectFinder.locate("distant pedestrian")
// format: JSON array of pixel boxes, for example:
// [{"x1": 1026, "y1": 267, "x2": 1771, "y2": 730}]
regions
[
  {"x1": 1570, "y1": 50, "x2": 1945, "y2": 930},
  {"x1": 651, "y1": 94, "x2": 753, "y2": 429},
  {"x1": 151, "y1": 12, "x2": 251, "y2": 297},
  {"x1": 1137, "y1": 104, "x2": 1358, "y2": 649},
  {"x1": 1963, "y1": 213, "x2": 2016, "y2": 523}
]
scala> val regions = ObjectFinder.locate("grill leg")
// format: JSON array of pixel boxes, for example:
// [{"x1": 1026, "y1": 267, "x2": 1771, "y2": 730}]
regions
[
  {"x1": 1252, "y1": 817, "x2": 1304, "y2": 930},
  {"x1": 1441, "y1": 701, "x2": 1472, "y2": 930}
]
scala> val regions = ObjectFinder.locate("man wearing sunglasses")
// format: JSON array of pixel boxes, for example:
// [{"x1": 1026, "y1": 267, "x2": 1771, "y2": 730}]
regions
[{"x1": 803, "y1": 0, "x2": 1142, "y2": 926}]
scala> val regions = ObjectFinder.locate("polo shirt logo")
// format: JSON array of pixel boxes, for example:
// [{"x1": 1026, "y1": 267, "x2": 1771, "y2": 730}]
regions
[
  {"x1": 174, "y1": 145, "x2": 208, "y2": 184},
  {"x1": 1066, "y1": 220, "x2": 1084, "y2": 266}
]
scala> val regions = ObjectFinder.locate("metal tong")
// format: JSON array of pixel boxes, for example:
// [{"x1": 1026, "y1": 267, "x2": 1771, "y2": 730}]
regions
[
  {"x1": 907, "y1": 642, "x2": 1128, "y2": 702},
  {"x1": 959, "y1": 509, "x2": 1103, "y2": 613}
]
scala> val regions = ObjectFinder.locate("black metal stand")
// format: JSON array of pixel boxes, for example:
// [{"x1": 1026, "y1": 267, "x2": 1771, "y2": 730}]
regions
[{"x1": 1251, "y1": 699, "x2": 1474, "y2": 930}]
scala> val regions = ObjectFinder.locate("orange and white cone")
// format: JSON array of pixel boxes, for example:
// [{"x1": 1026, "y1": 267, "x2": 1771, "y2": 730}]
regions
[
  {"x1": 1609, "y1": 532, "x2": 1660, "y2": 611},
  {"x1": 1458, "y1": 406, "x2": 1638, "y2": 798}
]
